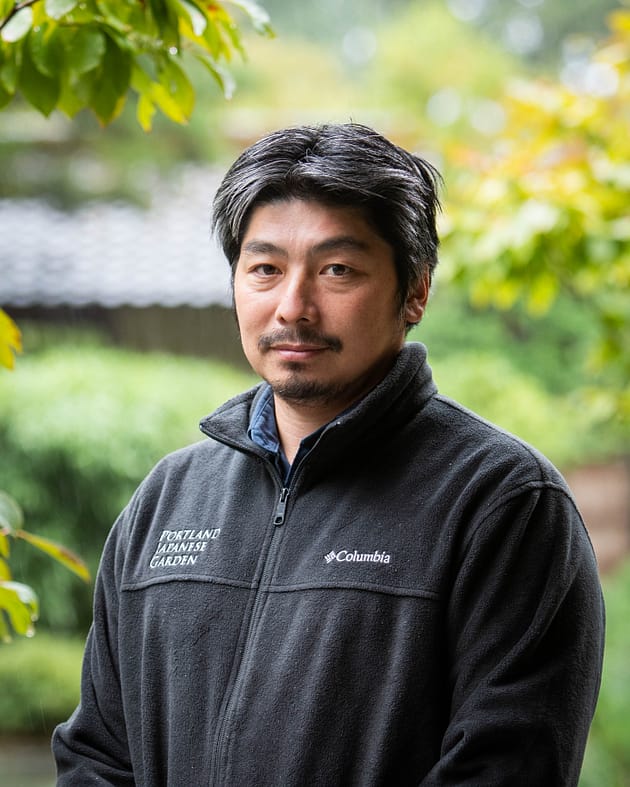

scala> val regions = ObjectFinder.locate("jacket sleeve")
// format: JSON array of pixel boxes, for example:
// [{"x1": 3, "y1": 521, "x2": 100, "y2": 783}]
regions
[
  {"x1": 420, "y1": 481, "x2": 605, "y2": 787},
  {"x1": 52, "y1": 508, "x2": 135, "y2": 785}
]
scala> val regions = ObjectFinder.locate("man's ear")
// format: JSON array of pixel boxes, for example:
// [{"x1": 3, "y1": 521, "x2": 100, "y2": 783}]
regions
[{"x1": 404, "y1": 269, "x2": 431, "y2": 325}]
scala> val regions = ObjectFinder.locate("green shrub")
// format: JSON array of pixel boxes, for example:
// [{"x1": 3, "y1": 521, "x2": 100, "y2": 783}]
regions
[
  {"x1": 580, "y1": 561, "x2": 630, "y2": 786},
  {"x1": 0, "y1": 336, "x2": 256, "y2": 633},
  {"x1": 429, "y1": 352, "x2": 602, "y2": 468},
  {"x1": 0, "y1": 633, "x2": 84, "y2": 735}
]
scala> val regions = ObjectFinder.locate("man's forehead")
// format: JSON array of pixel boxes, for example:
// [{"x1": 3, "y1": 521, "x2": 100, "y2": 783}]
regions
[{"x1": 241, "y1": 198, "x2": 381, "y2": 246}]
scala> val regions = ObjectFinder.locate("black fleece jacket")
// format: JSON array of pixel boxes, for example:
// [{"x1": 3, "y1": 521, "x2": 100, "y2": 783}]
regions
[{"x1": 53, "y1": 343, "x2": 604, "y2": 786}]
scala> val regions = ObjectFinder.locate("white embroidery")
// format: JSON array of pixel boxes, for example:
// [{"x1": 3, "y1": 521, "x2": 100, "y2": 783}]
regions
[
  {"x1": 324, "y1": 549, "x2": 391, "y2": 565},
  {"x1": 149, "y1": 528, "x2": 221, "y2": 569}
]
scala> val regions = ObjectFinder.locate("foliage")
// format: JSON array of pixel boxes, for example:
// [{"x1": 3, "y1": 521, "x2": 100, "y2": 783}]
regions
[
  {"x1": 0, "y1": 333, "x2": 256, "y2": 632},
  {"x1": 0, "y1": 490, "x2": 90, "y2": 640},
  {"x1": 0, "y1": 307, "x2": 22, "y2": 368},
  {"x1": 417, "y1": 288, "x2": 598, "y2": 397},
  {"x1": 1, "y1": 309, "x2": 89, "y2": 641},
  {"x1": 364, "y1": 1, "x2": 519, "y2": 148},
  {"x1": 467, "y1": 0, "x2": 621, "y2": 70},
  {"x1": 0, "y1": 631, "x2": 84, "y2": 734},
  {"x1": 0, "y1": 0, "x2": 272, "y2": 128},
  {"x1": 579, "y1": 559, "x2": 630, "y2": 787},
  {"x1": 440, "y1": 6, "x2": 630, "y2": 419}
]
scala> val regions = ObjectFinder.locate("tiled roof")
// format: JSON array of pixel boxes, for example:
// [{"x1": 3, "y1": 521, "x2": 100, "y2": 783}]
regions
[{"x1": 0, "y1": 167, "x2": 232, "y2": 308}]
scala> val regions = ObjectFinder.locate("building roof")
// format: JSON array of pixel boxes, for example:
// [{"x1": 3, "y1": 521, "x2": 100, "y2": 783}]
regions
[{"x1": 0, "y1": 167, "x2": 233, "y2": 308}]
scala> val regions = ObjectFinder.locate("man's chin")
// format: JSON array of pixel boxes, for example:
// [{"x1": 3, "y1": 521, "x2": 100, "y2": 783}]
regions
[{"x1": 266, "y1": 374, "x2": 343, "y2": 405}]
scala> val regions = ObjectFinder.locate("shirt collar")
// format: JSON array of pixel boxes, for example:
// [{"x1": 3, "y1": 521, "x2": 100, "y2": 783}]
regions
[
  {"x1": 248, "y1": 384, "x2": 335, "y2": 483},
  {"x1": 248, "y1": 384, "x2": 280, "y2": 454}
]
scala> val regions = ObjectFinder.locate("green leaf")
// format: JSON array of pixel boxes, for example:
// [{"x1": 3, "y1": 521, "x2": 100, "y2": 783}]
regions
[
  {"x1": 88, "y1": 34, "x2": 131, "y2": 124},
  {"x1": 132, "y1": 57, "x2": 193, "y2": 125},
  {"x1": 0, "y1": 580, "x2": 39, "y2": 639},
  {"x1": 94, "y1": 0, "x2": 136, "y2": 34},
  {"x1": 136, "y1": 91, "x2": 156, "y2": 131},
  {"x1": 179, "y1": 0, "x2": 206, "y2": 37},
  {"x1": 0, "y1": 45, "x2": 21, "y2": 93},
  {"x1": 57, "y1": 70, "x2": 87, "y2": 116},
  {"x1": 227, "y1": 0, "x2": 273, "y2": 37},
  {"x1": 148, "y1": 0, "x2": 180, "y2": 47},
  {"x1": 159, "y1": 56, "x2": 194, "y2": 117},
  {"x1": 0, "y1": 0, "x2": 14, "y2": 20},
  {"x1": 65, "y1": 27, "x2": 106, "y2": 74},
  {"x1": 0, "y1": 79, "x2": 10, "y2": 107},
  {"x1": 195, "y1": 52, "x2": 235, "y2": 98},
  {"x1": 16, "y1": 529, "x2": 91, "y2": 582},
  {"x1": 0, "y1": 491, "x2": 23, "y2": 533},
  {"x1": 29, "y1": 22, "x2": 64, "y2": 78},
  {"x1": 0, "y1": 555, "x2": 11, "y2": 580},
  {"x1": 0, "y1": 533, "x2": 10, "y2": 560},
  {"x1": 18, "y1": 36, "x2": 60, "y2": 115},
  {"x1": 1, "y1": 6, "x2": 33, "y2": 43},
  {"x1": 0, "y1": 610, "x2": 10, "y2": 642},
  {"x1": 45, "y1": 0, "x2": 79, "y2": 20}
]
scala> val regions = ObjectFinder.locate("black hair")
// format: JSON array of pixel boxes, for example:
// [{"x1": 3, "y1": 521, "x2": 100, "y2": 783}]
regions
[{"x1": 212, "y1": 123, "x2": 442, "y2": 304}]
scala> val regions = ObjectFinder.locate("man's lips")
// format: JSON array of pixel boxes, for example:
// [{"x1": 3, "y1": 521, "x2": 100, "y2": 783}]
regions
[
  {"x1": 258, "y1": 331, "x2": 343, "y2": 354},
  {"x1": 272, "y1": 344, "x2": 327, "y2": 352},
  {"x1": 271, "y1": 344, "x2": 328, "y2": 360}
]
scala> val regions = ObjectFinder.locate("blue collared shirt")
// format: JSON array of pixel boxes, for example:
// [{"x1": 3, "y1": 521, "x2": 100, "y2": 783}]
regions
[{"x1": 248, "y1": 384, "x2": 327, "y2": 485}]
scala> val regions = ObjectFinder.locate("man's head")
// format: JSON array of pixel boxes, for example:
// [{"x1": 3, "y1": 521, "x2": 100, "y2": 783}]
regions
[{"x1": 212, "y1": 123, "x2": 442, "y2": 313}]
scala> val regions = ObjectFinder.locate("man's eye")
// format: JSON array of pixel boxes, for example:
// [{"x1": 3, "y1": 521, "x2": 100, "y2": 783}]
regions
[
  {"x1": 252, "y1": 264, "x2": 279, "y2": 276},
  {"x1": 324, "y1": 264, "x2": 351, "y2": 276}
]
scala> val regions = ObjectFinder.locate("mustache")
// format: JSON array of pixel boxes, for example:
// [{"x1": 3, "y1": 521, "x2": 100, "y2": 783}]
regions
[{"x1": 258, "y1": 329, "x2": 343, "y2": 353}]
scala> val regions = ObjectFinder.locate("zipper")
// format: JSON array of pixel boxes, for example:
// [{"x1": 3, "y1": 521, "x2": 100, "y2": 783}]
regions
[
  {"x1": 211, "y1": 480, "x2": 290, "y2": 786},
  {"x1": 273, "y1": 487, "x2": 289, "y2": 525}
]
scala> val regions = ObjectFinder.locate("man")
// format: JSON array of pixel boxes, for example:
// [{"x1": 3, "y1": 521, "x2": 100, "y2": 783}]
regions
[{"x1": 53, "y1": 123, "x2": 604, "y2": 786}]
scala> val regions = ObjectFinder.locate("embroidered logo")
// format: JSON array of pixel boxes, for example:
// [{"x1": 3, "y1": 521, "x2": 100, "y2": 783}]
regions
[
  {"x1": 149, "y1": 528, "x2": 221, "y2": 569},
  {"x1": 324, "y1": 549, "x2": 391, "y2": 565}
]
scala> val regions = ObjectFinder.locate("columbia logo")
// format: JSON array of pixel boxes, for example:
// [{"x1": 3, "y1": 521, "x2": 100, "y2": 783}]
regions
[{"x1": 324, "y1": 548, "x2": 391, "y2": 565}]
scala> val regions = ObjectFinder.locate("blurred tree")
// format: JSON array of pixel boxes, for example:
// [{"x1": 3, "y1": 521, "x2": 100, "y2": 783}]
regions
[
  {"x1": 1, "y1": 309, "x2": 89, "y2": 641},
  {"x1": 0, "y1": 1, "x2": 272, "y2": 638},
  {"x1": 362, "y1": 2, "x2": 520, "y2": 150},
  {"x1": 441, "y1": 4, "x2": 630, "y2": 418},
  {"x1": 0, "y1": 0, "x2": 272, "y2": 129},
  {"x1": 453, "y1": 0, "x2": 623, "y2": 70}
]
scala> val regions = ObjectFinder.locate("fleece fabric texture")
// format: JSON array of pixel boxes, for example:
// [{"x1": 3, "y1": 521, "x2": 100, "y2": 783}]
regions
[{"x1": 52, "y1": 342, "x2": 604, "y2": 786}]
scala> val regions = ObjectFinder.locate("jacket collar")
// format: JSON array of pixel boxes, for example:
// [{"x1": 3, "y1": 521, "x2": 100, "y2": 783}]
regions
[{"x1": 199, "y1": 342, "x2": 437, "y2": 456}]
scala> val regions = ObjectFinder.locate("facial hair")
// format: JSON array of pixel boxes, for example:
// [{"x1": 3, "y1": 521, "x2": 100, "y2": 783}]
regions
[{"x1": 257, "y1": 327, "x2": 348, "y2": 405}]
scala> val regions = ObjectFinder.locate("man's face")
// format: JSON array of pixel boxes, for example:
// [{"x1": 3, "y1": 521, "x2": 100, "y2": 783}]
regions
[{"x1": 233, "y1": 198, "x2": 426, "y2": 413}]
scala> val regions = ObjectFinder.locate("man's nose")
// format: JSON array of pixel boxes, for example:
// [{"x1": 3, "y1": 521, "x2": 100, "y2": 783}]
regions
[{"x1": 275, "y1": 273, "x2": 318, "y2": 324}]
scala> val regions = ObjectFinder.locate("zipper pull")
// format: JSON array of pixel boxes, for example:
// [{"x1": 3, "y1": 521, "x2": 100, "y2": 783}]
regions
[{"x1": 273, "y1": 488, "x2": 289, "y2": 526}]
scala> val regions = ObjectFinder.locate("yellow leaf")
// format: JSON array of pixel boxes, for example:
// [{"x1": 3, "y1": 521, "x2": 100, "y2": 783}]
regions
[
  {"x1": 0, "y1": 557, "x2": 11, "y2": 580},
  {"x1": 0, "y1": 532, "x2": 10, "y2": 560},
  {"x1": 0, "y1": 308, "x2": 22, "y2": 369},
  {"x1": 16, "y1": 530, "x2": 91, "y2": 582},
  {"x1": 0, "y1": 580, "x2": 39, "y2": 639},
  {"x1": 137, "y1": 92, "x2": 156, "y2": 132}
]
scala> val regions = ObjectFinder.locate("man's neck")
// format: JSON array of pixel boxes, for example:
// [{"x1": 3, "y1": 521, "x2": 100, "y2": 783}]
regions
[{"x1": 273, "y1": 397, "x2": 346, "y2": 464}]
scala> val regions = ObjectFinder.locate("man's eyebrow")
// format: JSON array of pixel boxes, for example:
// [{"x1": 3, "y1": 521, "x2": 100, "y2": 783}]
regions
[
  {"x1": 240, "y1": 235, "x2": 370, "y2": 258},
  {"x1": 240, "y1": 240, "x2": 287, "y2": 257},
  {"x1": 311, "y1": 236, "x2": 370, "y2": 255}
]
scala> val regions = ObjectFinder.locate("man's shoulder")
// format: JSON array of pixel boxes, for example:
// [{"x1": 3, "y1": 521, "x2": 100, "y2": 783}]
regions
[
  {"x1": 140, "y1": 384, "x2": 264, "y2": 489},
  {"x1": 424, "y1": 392, "x2": 567, "y2": 488}
]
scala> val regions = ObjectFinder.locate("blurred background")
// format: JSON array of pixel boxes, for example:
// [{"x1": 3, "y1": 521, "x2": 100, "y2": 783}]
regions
[{"x1": 1, "y1": 0, "x2": 629, "y2": 784}]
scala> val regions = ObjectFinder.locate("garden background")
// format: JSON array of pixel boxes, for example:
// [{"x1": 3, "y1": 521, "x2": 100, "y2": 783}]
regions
[{"x1": 1, "y1": 0, "x2": 629, "y2": 784}]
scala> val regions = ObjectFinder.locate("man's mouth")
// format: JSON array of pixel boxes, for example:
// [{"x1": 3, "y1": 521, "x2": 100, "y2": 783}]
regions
[{"x1": 258, "y1": 331, "x2": 342, "y2": 354}]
